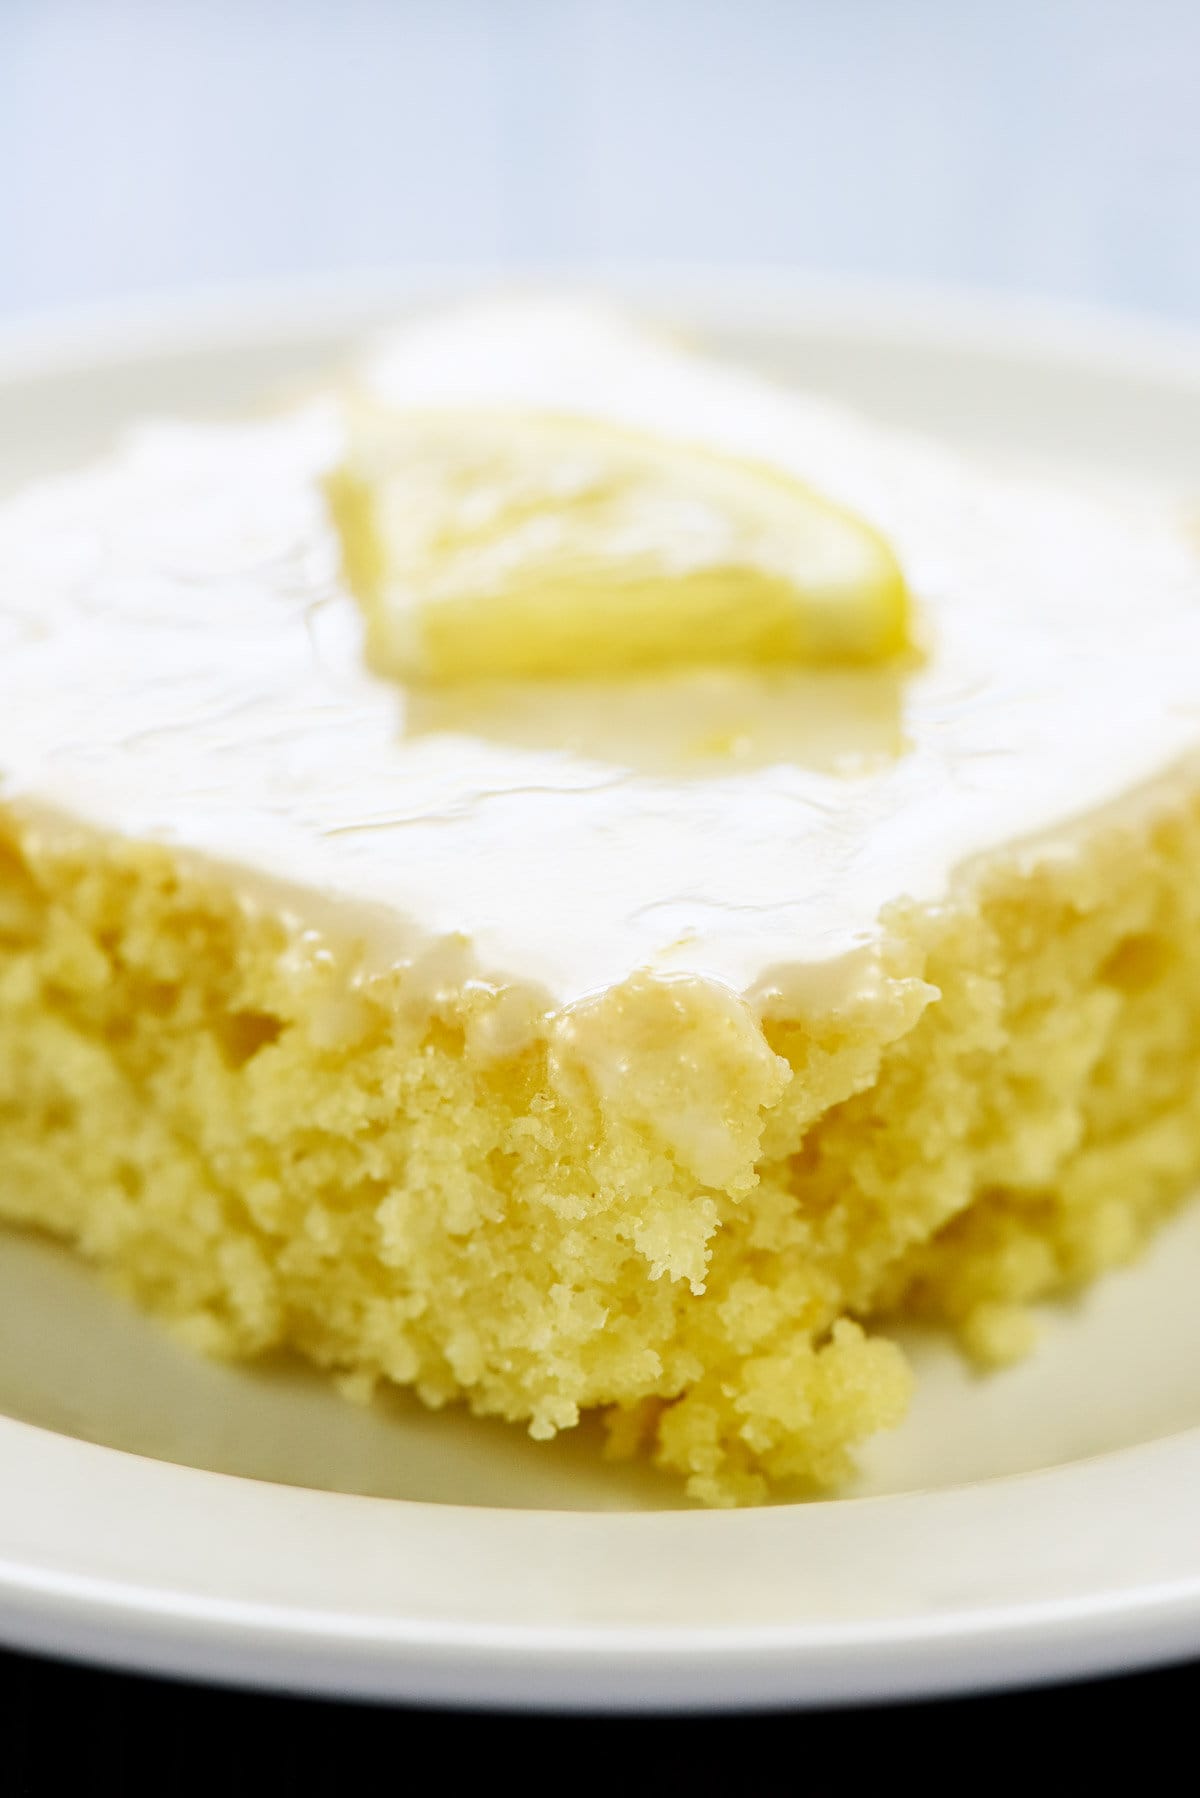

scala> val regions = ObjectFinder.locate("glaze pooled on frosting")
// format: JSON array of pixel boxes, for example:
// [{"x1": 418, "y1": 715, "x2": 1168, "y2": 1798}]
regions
[{"x1": 2, "y1": 300, "x2": 1200, "y2": 1022}]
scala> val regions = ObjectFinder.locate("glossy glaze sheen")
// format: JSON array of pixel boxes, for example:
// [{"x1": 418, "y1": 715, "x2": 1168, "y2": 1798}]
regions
[{"x1": 2, "y1": 301, "x2": 1199, "y2": 1030}]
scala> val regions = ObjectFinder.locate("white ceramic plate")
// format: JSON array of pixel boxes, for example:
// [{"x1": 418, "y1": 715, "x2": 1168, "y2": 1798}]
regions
[{"x1": 3, "y1": 273, "x2": 1200, "y2": 1711}]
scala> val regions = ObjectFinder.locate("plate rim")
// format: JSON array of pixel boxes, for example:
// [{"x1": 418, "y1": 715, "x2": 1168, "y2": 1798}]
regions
[
  {"x1": 4, "y1": 1407, "x2": 1200, "y2": 1709},
  {"x1": 4, "y1": 261, "x2": 1200, "y2": 387}
]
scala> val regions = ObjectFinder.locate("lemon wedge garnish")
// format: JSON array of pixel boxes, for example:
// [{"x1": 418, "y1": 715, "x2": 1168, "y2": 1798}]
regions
[{"x1": 331, "y1": 409, "x2": 910, "y2": 684}]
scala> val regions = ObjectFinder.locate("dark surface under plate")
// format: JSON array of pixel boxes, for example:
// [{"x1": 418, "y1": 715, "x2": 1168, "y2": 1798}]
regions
[{"x1": 4, "y1": 1644, "x2": 1194, "y2": 1790}]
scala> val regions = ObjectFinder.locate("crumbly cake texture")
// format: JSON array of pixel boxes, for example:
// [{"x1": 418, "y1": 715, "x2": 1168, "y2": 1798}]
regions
[
  {"x1": 4, "y1": 777, "x2": 1200, "y2": 1506},
  {"x1": 5, "y1": 306, "x2": 1200, "y2": 1505}
]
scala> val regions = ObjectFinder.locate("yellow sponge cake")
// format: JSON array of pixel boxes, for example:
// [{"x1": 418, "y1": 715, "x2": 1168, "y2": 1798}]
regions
[{"x1": 2, "y1": 300, "x2": 1200, "y2": 1505}]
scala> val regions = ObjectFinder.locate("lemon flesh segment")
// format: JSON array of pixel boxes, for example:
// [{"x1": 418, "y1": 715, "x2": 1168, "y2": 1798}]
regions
[{"x1": 332, "y1": 411, "x2": 911, "y2": 683}]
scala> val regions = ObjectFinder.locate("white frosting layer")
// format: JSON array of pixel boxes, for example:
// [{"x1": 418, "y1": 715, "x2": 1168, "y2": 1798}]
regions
[{"x1": 3, "y1": 300, "x2": 1200, "y2": 1015}]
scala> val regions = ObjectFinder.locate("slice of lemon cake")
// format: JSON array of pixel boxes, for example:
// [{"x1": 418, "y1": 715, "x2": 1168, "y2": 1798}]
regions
[{"x1": 3, "y1": 299, "x2": 1200, "y2": 1506}]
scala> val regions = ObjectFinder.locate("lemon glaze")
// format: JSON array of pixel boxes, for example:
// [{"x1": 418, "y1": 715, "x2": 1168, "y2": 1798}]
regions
[
  {"x1": 3, "y1": 304, "x2": 1200, "y2": 1018},
  {"x1": 4, "y1": 303, "x2": 1200, "y2": 1503}
]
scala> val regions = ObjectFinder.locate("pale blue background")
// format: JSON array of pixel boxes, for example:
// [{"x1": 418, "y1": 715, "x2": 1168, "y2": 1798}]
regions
[{"x1": 0, "y1": 0, "x2": 1198, "y2": 320}]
